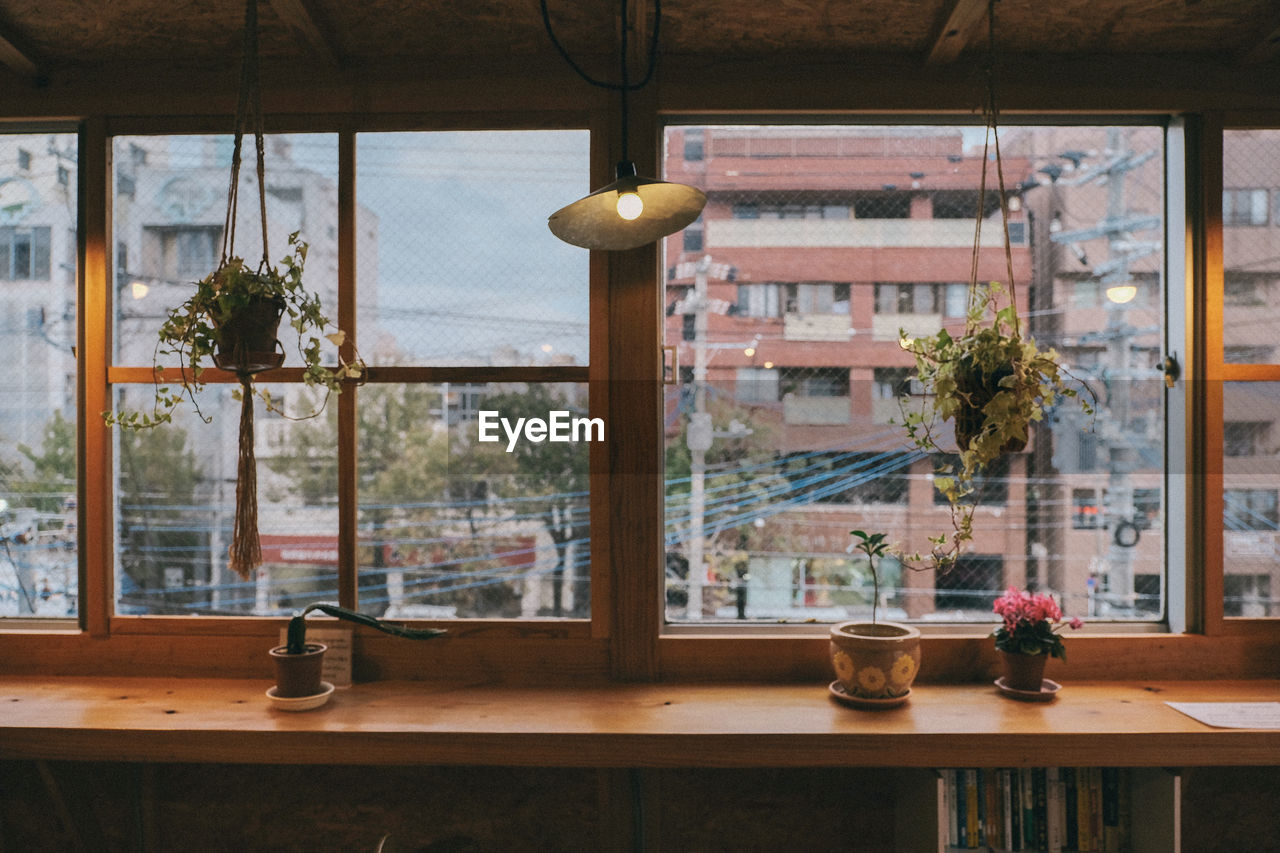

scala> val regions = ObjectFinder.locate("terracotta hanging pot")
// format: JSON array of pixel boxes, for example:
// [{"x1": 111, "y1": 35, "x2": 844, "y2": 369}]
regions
[{"x1": 213, "y1": 292, "x2": 286, "y2": 374}]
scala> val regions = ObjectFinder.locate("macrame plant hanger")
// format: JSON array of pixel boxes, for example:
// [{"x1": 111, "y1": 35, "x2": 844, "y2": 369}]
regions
[
  {"x1": 222, "y1": 0, "x2": 274, "y2": 579},
  {"x1": 966, "y1": 0, "x2": 1019, "y2": 340}
]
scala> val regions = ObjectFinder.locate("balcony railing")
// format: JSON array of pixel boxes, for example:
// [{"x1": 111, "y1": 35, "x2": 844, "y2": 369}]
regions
[{"x1": 708, "y1": 218, "x2": 1023, "y2": 249}]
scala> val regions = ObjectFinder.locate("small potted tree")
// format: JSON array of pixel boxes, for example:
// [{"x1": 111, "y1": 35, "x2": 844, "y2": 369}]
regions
[
  {"x1": 828, "y1": 530, "x2": 921, "y2": 709},
  {"x1": 269, "y1": 602, "x2": 446, "y2": 707}
]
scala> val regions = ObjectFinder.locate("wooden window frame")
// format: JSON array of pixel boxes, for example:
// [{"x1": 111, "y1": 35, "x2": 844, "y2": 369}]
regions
[{"x1": 0, "y1": 69, "x2": 1276, "y2": 684}]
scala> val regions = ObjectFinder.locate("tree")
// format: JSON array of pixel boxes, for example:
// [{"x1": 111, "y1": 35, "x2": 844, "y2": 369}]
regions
[
  {"x1": 116, "y1": 423, "x2": 205, "y2": 612},
  {"x1": 477, "y1": 385, "x2": 589, "y2": 617},
  {"x1": 266, "y1": 384, "x2": 523, "y2": 617}
]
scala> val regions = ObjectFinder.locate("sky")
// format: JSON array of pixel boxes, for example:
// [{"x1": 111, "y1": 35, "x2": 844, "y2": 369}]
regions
[{"x1": 285, "y1": 130, "x2": 591, "y2": 365}]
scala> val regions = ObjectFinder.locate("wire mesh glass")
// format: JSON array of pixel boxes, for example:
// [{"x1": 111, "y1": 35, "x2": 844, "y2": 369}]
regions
[
  {"x1": 0, "y1": 132, "x2": 79, "y2": 619},
  {"x1": 662, "y1": 124, "x2": 1165, "y2": 624}
]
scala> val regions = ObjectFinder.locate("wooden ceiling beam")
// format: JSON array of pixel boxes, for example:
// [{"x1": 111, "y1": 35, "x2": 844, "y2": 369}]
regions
[
  {"x1": 926, "y1": 0, "x2": 989, "y2": 66},
  {"x1": 0, "y1": 20, "x2": 38, "y2": 79},
  {"x1": 1238, "y1": 19, "x2": 1280, "y2": 65},
  {"x1": 267, "y1": 0, "x2": 340, "y2": 68}
]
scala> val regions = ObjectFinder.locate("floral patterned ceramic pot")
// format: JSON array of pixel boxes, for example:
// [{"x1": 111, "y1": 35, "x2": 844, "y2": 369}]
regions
[{"x1": 829, "y1": 621, "x2": 921, "y2": 703}]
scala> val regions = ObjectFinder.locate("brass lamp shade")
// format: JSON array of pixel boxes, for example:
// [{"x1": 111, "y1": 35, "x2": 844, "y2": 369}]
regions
[{"x1": 548, "y1": 161, "x2": 707, "y2": 251}]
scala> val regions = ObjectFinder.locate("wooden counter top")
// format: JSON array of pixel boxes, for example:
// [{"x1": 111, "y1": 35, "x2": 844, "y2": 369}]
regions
[{"x1": 2, "y1": 677, "x2": 1278, "y2": 767}]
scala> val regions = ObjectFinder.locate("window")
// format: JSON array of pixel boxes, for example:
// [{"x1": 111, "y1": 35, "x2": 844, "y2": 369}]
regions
[
  {"x1": 0, "y1": 133, "x2": 77, "y2": 620},
  {"x1": 780, "y1": 367, "x2": 848, "y2": 398},
  {"x1": 735, "y1": 367, "x2": 778, "y2": 402},
  {"x1": 14, "y1": 107, "x2": 1273, "y2": 683},
  {"x1": 683, "y1": 217, "x2": 704, "y2": 251},
  {"x1": 936, "y1": 555, "x2": 1004, "y2": 612},
  {"x1": 1224, "y1": 489, "x2": 1278, "y2": 531},
  {"x1": 664, "y1": 122, "x2": 1166, "y2": 624},
  {"x1": 1073, "y1": 488, "x2": 1101, "y2": 529},
  {"x1": 141, "y1": 226, "x2": 221, "y2": 279},
  {"x1": 854, "y1": 194, "x2": 909, "y2": 218},
  {"x1": 111, "y1": 131, "x2": 590, "y2": 620},
  {"x1": 683, "y1": 129, "x2": 704, "y2": 161},
  {"x1": 1223, "y1": 188, "x2": 1268, "y2": 226},
  {"x1": 1224, "y1": 274, "x2": 1265, "y2": 306},
  {"x1": 1224, "y1": 421, "x2": 1269, "y2": 457},
  {"x1": 736, "y1": 283, "x2": 781, "y2": 317},
  {"x1": 875, "y1": 283, "x2": 948, "y2": 315},
  {"x1": 784, "y1": 282, "x2": 849, "y2": 315},
  {"x1": 1224, "y1": 575, "x2": 1272, "y2": 617},
  {"x1": 873, "y1": 367, "x2": 912, "y2": 399},
  {"x1": 0, "y1": 227, "x2": 51, "y2": 280}
]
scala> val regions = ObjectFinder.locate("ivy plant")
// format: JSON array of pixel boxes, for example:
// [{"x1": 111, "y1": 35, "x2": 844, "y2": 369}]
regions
[
  {"x1": 898, "y1": 282, "x2": 1093, "y2": 571},
  {"x1": 105, "y1": 232, "x2": 362, "y2": 429}
]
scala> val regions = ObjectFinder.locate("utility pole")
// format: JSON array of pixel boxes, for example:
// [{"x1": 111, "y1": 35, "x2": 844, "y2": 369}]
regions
[{"x1": 686, "y1": 256, "x2": 713, "y2": 619}]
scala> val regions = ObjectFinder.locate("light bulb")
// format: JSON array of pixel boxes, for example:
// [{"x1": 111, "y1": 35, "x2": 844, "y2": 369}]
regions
[
  {"x1": 743, "y1": 346, "x2": 756, "y2": 357},
  {"x1": 1106, "y1": 283, "x2": 1138, "y2": 304},
  {"x1": 616, "y1": 191, "x2": 644, "y2": 220},
  {"x1": 130, "y1": 281, "x2": 150, "y2": 300}
]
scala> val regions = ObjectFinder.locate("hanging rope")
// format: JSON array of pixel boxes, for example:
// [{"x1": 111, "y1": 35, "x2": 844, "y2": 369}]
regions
[
  {"x1": 220, "y1": 0, "x2": 271, "y2": 271},
  {"x1": 223, "y1": 0, "x2": 273, "y2": 578},
  {"x1": 230, "y1": 375, "x2": 262, "y2": 575},
  {"x1": 967, "y1": 0, "x2": 1020, "y2": 339}
]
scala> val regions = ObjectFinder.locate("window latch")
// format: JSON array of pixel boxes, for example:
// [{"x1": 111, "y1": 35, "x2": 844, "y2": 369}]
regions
[
  {"x1": 662, "y1": 345, "x2": 678, "y2": 385},
  {"x1": 1162, "y1": 353, "x2": 1180, "y2": 389}
]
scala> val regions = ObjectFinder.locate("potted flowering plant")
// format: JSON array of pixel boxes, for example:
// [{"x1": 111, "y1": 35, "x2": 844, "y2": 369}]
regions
[
  {"x1": 828, "y1": 530, "x2": 921, "y2": 709},
  {"x1": 991, "y1": 587, "x2": 1083, "y2": 692}
]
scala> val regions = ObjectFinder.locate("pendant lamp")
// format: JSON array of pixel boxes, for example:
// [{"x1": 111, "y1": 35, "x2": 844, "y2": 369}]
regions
[{"x1": 541, "y1": 0, "x2": 706, "y2": 251}]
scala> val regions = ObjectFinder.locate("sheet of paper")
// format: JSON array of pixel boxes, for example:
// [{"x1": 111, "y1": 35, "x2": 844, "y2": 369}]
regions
[
  {"x1": 279, "y1": 626, "x2": 353, "y2": 687},
  {"x1": 1165, "y1": 701, "x2": 1280, "y2": 729}
]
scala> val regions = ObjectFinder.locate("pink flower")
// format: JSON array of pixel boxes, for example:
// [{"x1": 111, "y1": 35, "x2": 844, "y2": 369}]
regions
[{"x1": 1069, "y1": 617, "x2": 1083, "y2": 630}]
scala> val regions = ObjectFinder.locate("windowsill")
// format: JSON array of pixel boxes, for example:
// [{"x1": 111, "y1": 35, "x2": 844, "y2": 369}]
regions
[{"x1": 2, "y1": 676, "x2": 1278, "y2": 768}]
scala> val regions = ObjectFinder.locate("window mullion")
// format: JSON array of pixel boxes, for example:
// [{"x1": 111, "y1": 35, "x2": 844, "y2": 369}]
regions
[
  {"x1": 337, "y1": 128, "x2": 358, "y2": 610},
  {"x1": 82, "y1": 117, "x2": 112, "y2": 636}
]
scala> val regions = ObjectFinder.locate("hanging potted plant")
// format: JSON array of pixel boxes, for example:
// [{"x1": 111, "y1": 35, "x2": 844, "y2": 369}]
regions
[
  {"x1": 828, "y1": 530, "x2": 921, "y2": 709},
  {"x1": 105, "y1": 0, "x2": 361, "y2": 580},
  {"x1": 270, "y1": 603, "x2": 446, "y2": 707},
  {"x1": 895, "y1": 9, "x2": 1093, "y2": 572},
  {"x1": 899, "y1": 282, "x2": 1090, "y2": 569}
]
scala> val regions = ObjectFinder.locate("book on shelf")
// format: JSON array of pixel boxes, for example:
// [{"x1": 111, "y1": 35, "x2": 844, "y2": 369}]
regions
[{"x1": 937, "y1": 767, "x2": 1140, "y2": 853}]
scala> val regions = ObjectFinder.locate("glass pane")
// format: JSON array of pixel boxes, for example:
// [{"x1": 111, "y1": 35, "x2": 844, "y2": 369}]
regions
[
  {"x1": 1223, "y1": 382, "x2": 1280, "y2": 617},
  {"x1": 114, "y1": 384, "x2": 340, "y2": 616},
  {"x1": 357, "y1": 383, "x2": 591, "y2": 619},
  {"x1": 113, "y1": 134, "x2": 339, "y2": 368},
  {"x1": 355, "y1": 131, "x2": 589, "y2": 366},
  {"x1": 1223, "y1": 130, "x2": 1280, "y2": 364},
  {"x1": 0, "y1": 133, "x2": 78, "y2": 619},
  {"x1": 663, "y1": 124, "x2": 1165, "y2": 623}
]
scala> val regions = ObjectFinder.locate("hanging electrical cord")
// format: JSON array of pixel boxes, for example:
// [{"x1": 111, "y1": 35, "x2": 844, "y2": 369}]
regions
[{"x1": 540, "y1": 0, "x2": 705, "y2": 250}]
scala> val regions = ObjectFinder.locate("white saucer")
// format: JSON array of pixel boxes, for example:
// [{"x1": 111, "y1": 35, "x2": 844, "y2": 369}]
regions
[{"x1": 266, "y1": 681, "x2": 334, "y2": 711}]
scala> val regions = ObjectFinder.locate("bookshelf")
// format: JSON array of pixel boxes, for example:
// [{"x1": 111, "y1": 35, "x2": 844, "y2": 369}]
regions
[{"x1": 896, "y1": 767, "x2": 1180, "y2": 853}]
